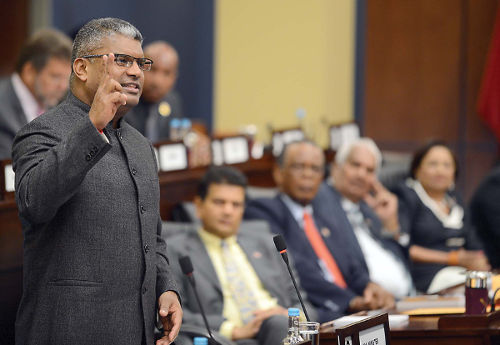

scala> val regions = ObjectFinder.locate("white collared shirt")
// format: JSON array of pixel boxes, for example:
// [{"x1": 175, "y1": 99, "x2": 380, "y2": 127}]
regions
[
  {"x1": 11, "y1": 73, "x2": 43, "y2": 123},
  {"x1": 341, "y1": 198, "x2": 413, "y2": 298}
]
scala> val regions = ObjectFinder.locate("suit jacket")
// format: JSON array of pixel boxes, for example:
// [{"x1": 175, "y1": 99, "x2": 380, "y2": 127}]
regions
[
  {"x1": 245, "y1": 195, "x2": 370, "y2": 323},
  {"x1": 12, "y1": 92, "x2": 179, "y2": 345},
  {"x1": 125, "y1": 90, "x2": 184, "y2": 142},
  {"x1": 0, "y1": 77, "x2": 29, "y2": 159},
  {"x1": 470, "y1": 167, "x2": 500, "y2": 268},
  {"x1": 165, "y1": 221, "x2": 317, "y2": 333},
  {"x1": 316, "y1": 182, "x2": 410, "y2": 274}
]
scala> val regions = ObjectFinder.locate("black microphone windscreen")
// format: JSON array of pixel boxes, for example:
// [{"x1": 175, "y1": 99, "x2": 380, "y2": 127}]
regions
[
  {"x1": 179, "y1": 255, "x2": 193, "y2": 275},
  {"x1": 273, "y1": 234, "x2": 287, "y2": 252}
]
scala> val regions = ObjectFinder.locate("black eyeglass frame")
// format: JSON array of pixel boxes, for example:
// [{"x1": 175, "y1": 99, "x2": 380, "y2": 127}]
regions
[{"x1": 79, "y1": 53, "x2": 153, "y2": 71}]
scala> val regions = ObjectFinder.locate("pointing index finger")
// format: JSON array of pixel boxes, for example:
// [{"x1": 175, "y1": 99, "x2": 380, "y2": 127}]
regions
[{"x1": 103, "y1": 53, "x2": 115, "y2": 77}]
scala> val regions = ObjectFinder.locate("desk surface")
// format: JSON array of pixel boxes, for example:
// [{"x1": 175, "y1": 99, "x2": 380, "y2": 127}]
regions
[{"x1": 320, "y1": 314, "x2": 500, "y2": 345}]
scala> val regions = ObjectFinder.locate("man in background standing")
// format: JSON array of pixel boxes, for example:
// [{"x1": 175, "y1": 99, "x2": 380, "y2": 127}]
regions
[{"x1": 0, "y1": 28, "x2": 72, "y2": 159}]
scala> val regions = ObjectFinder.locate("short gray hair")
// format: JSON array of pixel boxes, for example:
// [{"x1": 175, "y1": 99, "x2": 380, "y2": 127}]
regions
[
  {"x1": 335, "y1": 137, "x2": 382, "y2": 172},
  {"x1": 71, "y1": 17, "x2": 143, "y2": 66}
]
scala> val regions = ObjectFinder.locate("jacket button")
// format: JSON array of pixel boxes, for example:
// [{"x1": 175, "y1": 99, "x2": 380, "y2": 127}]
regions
[
  {"x1": 85, "y1": 154, "x2": 91, "y2": 161},
  {"x1": 142, "y1": 286, "x2": 147, "y2": 294},
  {"x1": 144, "y1": 244, "x2": 150, "y2": 253},
  {"x1": 131, "y1": 168, "x2": 137, "y2": 175},
  {"x1": 140, "y1": 205, "x2": 146, "y2": 214}
]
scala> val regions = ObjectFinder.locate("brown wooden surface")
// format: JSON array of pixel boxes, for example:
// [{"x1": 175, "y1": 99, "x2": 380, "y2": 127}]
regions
[
  {"x1": 320, "y1": 314, "x2": 500, "y2": 345},
  {"x1": 363, "y1": 0, "x2": 499, "y2": 200},
  {"x1": 158, "y1": 152, "x2": 275, "y2": 219}
]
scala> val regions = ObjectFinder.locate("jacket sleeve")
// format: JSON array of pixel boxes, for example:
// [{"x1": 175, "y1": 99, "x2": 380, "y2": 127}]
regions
[
  {"x1": 156, "y1": 217, "x2": 181, "y2": 300},
  {"x1": 13, "y1": 115, "x2": 111, "y2": 224}
]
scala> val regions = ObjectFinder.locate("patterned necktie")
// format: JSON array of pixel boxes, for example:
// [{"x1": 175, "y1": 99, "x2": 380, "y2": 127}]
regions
[
  {"x1": 303, "y1": 211, "x2": 347, "y2": 288},
  {"x1": 221, "y1": 240, "x2": 258, "y2": 324},
  {"x1": 345, "y1": 204, "x2": 366, "y2": 230}
]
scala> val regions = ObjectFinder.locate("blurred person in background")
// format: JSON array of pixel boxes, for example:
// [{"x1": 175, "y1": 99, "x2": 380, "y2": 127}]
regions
[
  {"x1": 126, "y1": 40, "x2": 210, "y2": 167},
  {"x1": 469, "y1": 166, "x2": 500, "y2": 270},
  {"x1": 394, "y1": 140, "x2": 490, "y2": 293},
  {"x1": 0, "y1": 28, "x2": 72, "y2": 159}
]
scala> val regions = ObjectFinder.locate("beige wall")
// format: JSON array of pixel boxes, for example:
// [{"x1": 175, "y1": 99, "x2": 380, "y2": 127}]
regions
[{"x1": 214, "y1": 0, "x2": 356, "y2": 147}]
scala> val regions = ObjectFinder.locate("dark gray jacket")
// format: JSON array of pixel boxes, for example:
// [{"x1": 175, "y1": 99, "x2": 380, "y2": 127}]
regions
[{"x1": 12, "y1": 93, "x2": 179, "y2": 345}]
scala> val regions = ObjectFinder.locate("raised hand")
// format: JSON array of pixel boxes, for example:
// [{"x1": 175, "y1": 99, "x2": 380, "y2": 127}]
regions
[
  {"x1": 89, "y1": 53, "x2": 127, "y2": 131},
  {"x1": 364, "y1": 179, "x2": 400, "y2": 232}
]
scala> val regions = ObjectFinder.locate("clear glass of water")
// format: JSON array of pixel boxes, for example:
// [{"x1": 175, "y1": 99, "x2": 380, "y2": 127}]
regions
[{"x1": 299, "y1": 321, "x2": 320, "y2": 345}]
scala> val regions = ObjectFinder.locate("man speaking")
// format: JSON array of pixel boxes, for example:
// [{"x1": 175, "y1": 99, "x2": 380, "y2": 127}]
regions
[{"x1": 12, "y1": 18, "x2": 182, "y2": 345}]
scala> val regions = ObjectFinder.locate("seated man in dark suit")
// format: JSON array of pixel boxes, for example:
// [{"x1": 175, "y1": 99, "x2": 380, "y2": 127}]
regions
[
  {"x1": 125, "y1": 41, "x2": 183, "y2": 142},
  {"x1": 168, "y1": 166, "x2": 316, "y2": 345},
  {"x1": 470, "y1": 166, "x2": 500, "y2": 269},
  {"x1": 0, "y1": 29, "x2": 72, "y2": 159},
  {"x1": 323, "y1": 138, "x2": 413, "y2": 297},
  {"x1": 125, "y1": 41, "x2": 210, "y2": 166},
  {"x1": 245, "y1": 140, "x2": 394, "y2": 323}
]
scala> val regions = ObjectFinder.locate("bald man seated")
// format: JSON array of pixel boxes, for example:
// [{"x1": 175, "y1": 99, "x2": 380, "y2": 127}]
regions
[
  {"x1": 125, "y1": 40, "x2": 210, "y2": 166},
  {"x1": 125, "y1": 41, "x2": 183, "y2": 142}
]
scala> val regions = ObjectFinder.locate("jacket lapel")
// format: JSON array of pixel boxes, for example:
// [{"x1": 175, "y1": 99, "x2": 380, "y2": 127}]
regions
[{"x1": 187, "y1": 232, "x2": 223, "y2": 294}]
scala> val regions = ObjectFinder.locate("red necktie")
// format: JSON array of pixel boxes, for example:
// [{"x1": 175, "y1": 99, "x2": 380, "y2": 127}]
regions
[{"x1": 303, "y1": 211, "x2": 347, "y2": 288}]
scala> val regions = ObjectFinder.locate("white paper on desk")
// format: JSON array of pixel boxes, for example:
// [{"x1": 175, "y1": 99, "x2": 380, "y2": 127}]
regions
[
  {"x1": 396, "y1": 295, "x2": 464, "y2": 312},
  {"x1": 332, "y1": 314, "x2": 409, "y2": 329}
]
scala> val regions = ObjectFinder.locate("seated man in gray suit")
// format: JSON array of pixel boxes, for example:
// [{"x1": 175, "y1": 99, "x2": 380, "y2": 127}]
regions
[
  {"x1": 0, "y1": 28, "x2": 72, "y2": 159},
  {"x1": 245, "y1": 140, "x2": 395, "y2": 323},
  {"x1": 168, "y1": 166, "x2": 316, "y2": 345},
  {"x1": 325, "y1": 138, "x2": 413, "y2": 298}
]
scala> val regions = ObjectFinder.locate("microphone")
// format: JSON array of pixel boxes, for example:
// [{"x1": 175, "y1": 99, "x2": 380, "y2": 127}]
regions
[
  {"x1": 273, "y1": 234, "x2": 311, "y2": 321},
  {"x1": 179, "y1": 255, "x2": 220, "y2": 345}
]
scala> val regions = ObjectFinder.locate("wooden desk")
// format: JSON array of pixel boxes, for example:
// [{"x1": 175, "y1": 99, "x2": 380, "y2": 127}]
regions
[
  {"x1": 158, "y1": 152, "x2": 275, "y2": 219},
  {"x1": 319, "y1": 314, "x2": 500, "y2": 345}
]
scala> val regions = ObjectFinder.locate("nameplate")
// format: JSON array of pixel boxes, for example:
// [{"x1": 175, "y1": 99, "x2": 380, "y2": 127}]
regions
[
  {"x1": 158, "y1": 144, "x2": 188, "y2": 171},
  {"x1": 272, "y1": 129, "x2": 304, "y2": 156},
  {"x1": 330, "y1": 123, "x2": 360, "y2": 150},
  {"x1": 334, "y1": 313, "x2": 389, "y2": 345},
  {"x1": 4, "y1": 164, "x2": 14, "y2": 192},
  {"x1": 222, "y1": 136, "x2": 249, "y2": 164},
  {"x1": 359, "y1": 324, "x2": 386, "y2": 345}
]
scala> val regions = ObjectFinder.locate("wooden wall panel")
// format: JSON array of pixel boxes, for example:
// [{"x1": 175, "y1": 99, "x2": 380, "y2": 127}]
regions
[
  {"x1": 0, "y1": 0, "x2": 29, "y2": 76},
  {"x1": 363, "y1": 0, "x2": 499, "y2": 199},
  {"x1": 364, "y1": 0, "x2": 462, "y2": 144}
]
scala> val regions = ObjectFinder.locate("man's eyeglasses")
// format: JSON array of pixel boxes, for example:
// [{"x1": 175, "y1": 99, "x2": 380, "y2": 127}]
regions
[{"x1": 79, "y1": 53, "x2": 153, "y2": 71}]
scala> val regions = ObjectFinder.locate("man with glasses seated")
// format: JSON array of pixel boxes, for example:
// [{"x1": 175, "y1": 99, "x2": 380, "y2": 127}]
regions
[
  {"x1": 12, "y1": 18, "x2": 181, "y2": 345},
  {"x1": 245, "y1": 140, "x2": 395, "y2": 323}
]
